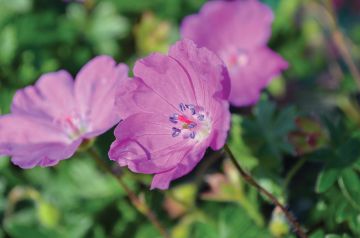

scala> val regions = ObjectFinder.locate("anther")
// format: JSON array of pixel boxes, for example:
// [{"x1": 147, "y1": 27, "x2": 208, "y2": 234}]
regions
[
  {"x1": 179, "y1": 103, "x2": 186, "y2": 112},
  {"x1": 188, "y1": 122, "x2": 197, "y2": 129},
  {"x1": 172, "y1": 127, "x2": 181, "y2": 137},
  {"x1": 189, "y1": 131, "x2": 196, "y2": 139},
  {"x1": 186, "y1": 104, "x2": 196, "y2": 115},
  {"x1": 169, "y1": 113, "x2": 179, "y2": 124},
  {"x1": 198, "y1": 114, "x2": 205, "y2": 121}
]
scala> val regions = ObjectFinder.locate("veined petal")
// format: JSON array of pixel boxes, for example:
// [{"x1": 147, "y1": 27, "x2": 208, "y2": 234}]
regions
[
  {"x1": 11, "y1": 70, "x2": 76, "y2": 121},
  {"x1": 133, "y1": 52, "x2": 197, "y2": 113},
  {"x1": 111, "y1": 39, "x2": 231, "y2": 189},
  {"x1": 10, "y1": 140, "x2": 81, "y2": 169},
  {"x1": 109, "y1": 113, "x2": 193, "y2": 174},
  {"x1": 150, "y1": 144, "x2": 207, "y2": 190},
  {"x1": 168, "y1": 39, "x2": 231, "y2": 108},
  {"x1": 0, "y1": 114, "x2": 81, "y2": 168},
  {"x1": 75, "y1": 55, "x2": 126, "y2": 136}
]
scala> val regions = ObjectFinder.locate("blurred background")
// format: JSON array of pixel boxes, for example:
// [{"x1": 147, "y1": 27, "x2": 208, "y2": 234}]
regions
[{"x1": 1, "y1": 0, "x2": 360, "y2": 237}]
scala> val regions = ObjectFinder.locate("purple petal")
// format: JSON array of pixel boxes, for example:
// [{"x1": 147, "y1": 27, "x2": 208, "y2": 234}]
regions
[
  {"x1": 150, "y1": 145, "x2": 207, "y2": 190},
  {"x1": 181, "y1": 0, "x2": 273, "y2": 52},
  {"x1": 229, "y1": 47, "x2": 288, "y2": 106},
  {"x1": 11, "y1": 70, "x2": 76, "y2": 121},
  {"x1": 0, "y1": 114, "x2": 81, "y2": 168},
  {"x1": 132, "y1": 53, "x2": 198, "y2": 113},
  {"x1": 75, "y1": 55, "x2": 126, "y2": 137},
  {"x1": 168, "y1": 39, "x2": 231, "y2": 104},
  {"x1": 109, "y1": 113, "x2": 193, "y2": 174},
  {"x1": 111, "y1": 39, "x2": 231, "y2": 189},
  {"x1": 169, "y1": 39, "x2": 231, "y2": 151},
  {"x1": 208, "y1": 99, "x2": 231, "y2": 150}
]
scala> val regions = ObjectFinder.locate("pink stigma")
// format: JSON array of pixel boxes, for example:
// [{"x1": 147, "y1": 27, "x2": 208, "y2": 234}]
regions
[{"x1": 178, "y1": 115, "x2": 193, "y2": 125}]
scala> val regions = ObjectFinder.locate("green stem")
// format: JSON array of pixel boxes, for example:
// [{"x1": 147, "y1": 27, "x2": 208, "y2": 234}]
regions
[
  {"x1": 88, "y1": 147, "x2": 170, "y2": 238},
  {"x1": 224, "y1": 144, "x2": 308, "y2": 238}
]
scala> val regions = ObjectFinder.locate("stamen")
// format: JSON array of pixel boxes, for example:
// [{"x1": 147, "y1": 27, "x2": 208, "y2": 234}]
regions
[
  {"x1": 169, "y1": 113, "x2": 179, "y2": 124},
  {"x1": 169, "y1": 102, "x2": 209, "y2": 140},
  {"x1": 172, "y1": 127, "x2": 181, "y2": 137},
  {"x1": 186, "y1": 104, "x2": 196, "y2": 115},
  {"x1": 188, "y1": 122, "x2": 197, "y2": 129},
  {"x1": 179, "y1": 103, "x2": 186, "y2": 112}
]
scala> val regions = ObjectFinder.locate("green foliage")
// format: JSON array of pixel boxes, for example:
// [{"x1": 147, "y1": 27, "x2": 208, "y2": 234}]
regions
[
  {"x1": 242, "y1": 100, "x2": 297, "y2": 170},
  {"x1": 1, "y1": 0, "x2": 360, "y2": 237},
  {"x1": 189, "y1": 205, "x2": 270, "y2": 238}
]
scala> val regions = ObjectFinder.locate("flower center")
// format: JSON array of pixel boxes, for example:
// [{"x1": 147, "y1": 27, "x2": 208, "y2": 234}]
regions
[
  {"x1": 56, "y1": 114, "x2": 88, "y2": 140},
  {"x1": 169, "y1": 103, "x2": 211, "y2": 142},
  {"x1": 220, "y1": 48, "x2": 249, "y2": 72}
]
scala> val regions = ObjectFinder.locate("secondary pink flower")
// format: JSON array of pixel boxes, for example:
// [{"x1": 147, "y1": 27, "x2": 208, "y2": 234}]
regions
[
  {"x1": 109, "y1": 39, "x2": 231, "y2": 190},
  {"x1": 181, "y1": 0, "x2": 288, "y2": 106},
  {"x1": 0, "y1": 56, "x2": 127, "y2": 168}
]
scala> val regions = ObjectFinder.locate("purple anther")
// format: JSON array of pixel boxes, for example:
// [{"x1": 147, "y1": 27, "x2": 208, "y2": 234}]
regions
[
  {"x1": 197, "y1": 114, "x2": 205, "y2": 121},
  {"x1": 186, "y1": 104, "x2": 196, "y2": 115},
  {"x1": 188, "y1": 122, "x2": 197, "y2": 129},
  {"x1": 172, "y1": 127, "x2": 181, "y2": 137},
  {"x1": 189, "y1": 131, "x2": 196, "y2": 139},
  {"x1": 179, "y1": 103, "x2": 186, "y2": 112},
  {"x1": 169, "y1": 113, "x2": 179, "y2": 124}
]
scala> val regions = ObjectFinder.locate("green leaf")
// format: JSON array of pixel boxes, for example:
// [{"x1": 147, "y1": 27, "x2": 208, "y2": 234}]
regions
[
  {"x1": 310, "y1": 230, "x2": 325, "y2": 238},
  {"x1": 0, "y1": 87, "x2": 15, "y2": 114},
  {"x1": 316, "y1": 167, "x2": 341, "y2": 193},
  {"x1": 37, "y1": 201, "x2": 61, "y2": 228},
  {"x1": 228, "y1": 115, "x2": 258, "y2": 170},
  {"x1": 331, "y1": 138, "x2": 360, "y2": 169},
  {"x1": 0, "y1": 26, "x2": 17, "y2": 64},
  {"x1": 242, "y1": 100, "x2": 297, "y2": 169},
  {"x1": 338, "y1": 169, "x2": 360, "y2": 210},
  {"x1": 189, "y1": 205, "x2": 269, "y2": 238},
  {"x1": 135, "y1": 224, "x2": 162, "y2": 238},
  {"x1": 4, "y1": 209, "x2": 61, "y2": 238}
]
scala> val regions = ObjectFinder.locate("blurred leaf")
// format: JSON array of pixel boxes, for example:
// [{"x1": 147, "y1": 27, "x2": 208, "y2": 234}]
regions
[
  {"x1": 338, "y1": 169, "x2": 360, "y2": 210},
  {"x1": 134, "y1": 12, "x2": 175, "y2": 55},
  {"x1": 37, "y1": 201, "x2": 61, "y2": 229},
  {"x1": 87, "y1": 1, "x2": 130, "y2": 55},
  {"x1": 0, "y1": 0, "x2": 32, "y2": 22},
  {"x1": 228, "y1": 115, "x2": 258, "y2": 170},
  {"x1": 316, "y1": 167, "x2": 340, "y2": 193},
  {"x1": 0, "y1": 26, "x2": 17, "y2": 64},
  {"x1": 189, "y1": 205, "x2": 269, "y2": 238},
  {"x1": 310, "y1": 230, "x2": 325, "y2": 238},
  {"x1": 243, "y1": 100, "x2": 296, "y2": 168},
  {"x1": 201, "y1": 160, "x2": 264, "y2": 226},
  {"x1": 0, "y1": 87, "x2": 15, "y2": 114},
  {"x1": 4, "y1": 209, "x2": 61, "y2": 238},
  {"x1": 331, "y1": 138, "x2": 360, "y2": 168},
  {"x1": 135, "y1": 224, "x2": 162, "y2": 238}
]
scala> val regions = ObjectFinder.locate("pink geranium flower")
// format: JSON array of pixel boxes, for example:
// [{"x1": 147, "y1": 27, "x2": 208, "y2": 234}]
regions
[
  {"x1": 109, "y1": 39, "x2": 231, "y2": 190},
  {"x1": 181, "y1": 0, "x2": 288, "y2": 106},
  {"x1": 0, "y1": 56, "x2": 127, "y2": 168}
]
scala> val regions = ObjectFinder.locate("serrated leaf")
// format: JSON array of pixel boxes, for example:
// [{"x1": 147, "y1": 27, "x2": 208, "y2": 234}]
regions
[
  {"x1": 242, "y1": 100, "x2": 297, "y2": 167},
  {"x1": 228, "y1": 115, "x2": 258, "y2": 170}
]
